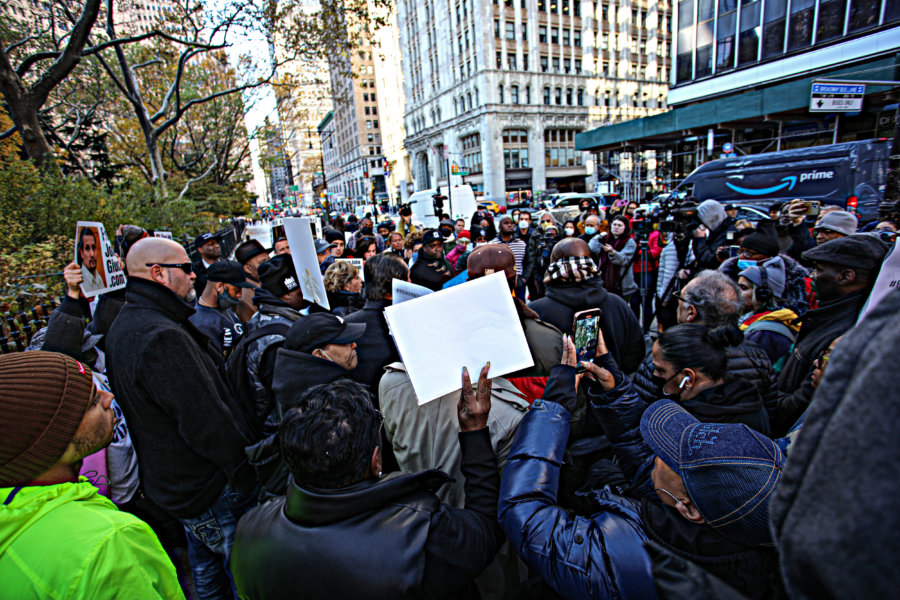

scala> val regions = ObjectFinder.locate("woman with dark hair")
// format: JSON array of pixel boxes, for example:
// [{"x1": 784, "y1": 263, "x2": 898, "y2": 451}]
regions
[
  {"x1": 584, "y1": 323, "x2": 770, "y2": 450},
  {"x1": 594, "y1": 215, "x2": 637, "y2": 301},
  {"x1": 562, "y1": 220, "x2": 578, "y2": 238},
  {"x1": 469, "y1": 211, "x2": 497, "y2": 242},
  {"x1": 352, "y1": 236, "x2": 379, "y2": 261}
]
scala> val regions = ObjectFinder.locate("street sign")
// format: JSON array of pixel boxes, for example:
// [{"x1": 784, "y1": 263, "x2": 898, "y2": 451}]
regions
[
  {"x1": 723, "y1": 142, "x2": 734, "y2": 154},
  {"x1": 289, "y1": 184, "x2": 300, "y2": 192},
  {"x1": 810, "y1": 83, "x2": 865, "y2": 112},
  {"x1": 443, "y1": 146, "x2": 449, "y2": 160}
]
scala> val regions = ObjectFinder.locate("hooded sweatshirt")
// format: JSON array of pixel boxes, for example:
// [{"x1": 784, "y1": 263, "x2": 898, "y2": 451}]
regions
[{"x1": 0, "y1": 479, "x2": 184, "y2": 599}]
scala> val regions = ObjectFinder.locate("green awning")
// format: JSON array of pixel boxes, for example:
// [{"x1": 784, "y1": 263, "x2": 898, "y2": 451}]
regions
[{"x1": 576, "y1": 54, "x2": 899, "y2": 152}]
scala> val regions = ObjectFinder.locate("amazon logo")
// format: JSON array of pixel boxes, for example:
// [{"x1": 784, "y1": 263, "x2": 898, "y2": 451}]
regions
[{"x1": 724, "y1": 171, "x2": 835, "y2": 196}]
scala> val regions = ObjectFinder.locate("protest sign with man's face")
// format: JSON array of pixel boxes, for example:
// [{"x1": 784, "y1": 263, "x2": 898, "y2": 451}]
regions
[{"x1": 75, "y1": 222, "x2": 127, "y2": 297}]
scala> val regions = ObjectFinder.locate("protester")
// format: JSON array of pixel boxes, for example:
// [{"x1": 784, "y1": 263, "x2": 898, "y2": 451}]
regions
[
  {"x1": 0, "y1": 352, "x2": 185, "y2": 599},
  {"x1": 344, "y1": 254, "x2": 407, "y2": 395},
  {"x1": 271, "y1": 314, "x2": 366, "y2": 415},
  {"x1": 105, "y1": 238, "x2": 258, "y2": 599},
  {"x1": 384, "y1": 231, "x2": 405, "y2": 259},
  {"x1": 771, "y1": 289, "x2": 900, "y2": 599},
  {"x1": 812, "y1": 210, "x2": 857, "y2": 245},
  {"x1": 498, "y1": 340, "x2": 785, "y2": 600},
  {"x1": 377, "y1": 221, "x2": 392, "y2": 239},
  {"x1": 231, "y1": 376, "x2": 504, "y2": 599},
  {"x1": 594, "y1": 215, "x2": 637, "y2": 302},
  {"x1": 517, "y1": 211, "x2": 544, "y2": 300},
  {"x1": 323, "y1": 260, "x2": 365, "y2": 317},
  {"x1": 578, "y1": 213, "x2": 605, "y2": 247},
  {"x1": 273, "y1": 237, "x2": 290, "y2": 255},
  {"x1": 353, "y1": 236, "x2": 379, "y2": 261},
  {"x1": 239, "y1": 254, "x2": 322, "y2": 431},
  {"x1": 445, "y1": 229, "x2": 470, "y2": 270},
  {"x1": 315, "y1": 239, "x2": 337, "y2": 275},
  {"x1": 717, "y1": 219, "x2": 811, "y2": 316},
  {"x1": 737, "y1": 257, "x2": 799, "y2": 369},
  {"x1": 190, "y1": 260, "x2": 253, "y2": 358},
  {"x1": 348, "y1": 216, "x2": 385, "y2": 252},
  {"x1": 492, "y1": 216, "x2": 529, "y2": 299},
  {"x1": 409, "y1": 229, "x2": 453, "y2": 291},
  {"x1": 191, "y1": 232, "x2": 222, "y2": 298},
  {"x1": 562, "y1": 219, "x2": 578, "y2": 238},
  {"x1": 772, "y1": 234, "x2": 888, "y2": 434},
  {"x1": 455, "y1": 218, "x2": 466, "y2": 235},
  {"x1": 692, "y1": 200, "x2": 735, "y2": 270},
  {"x1": 723, "y1": 203, "x2": 738, "y2": 219},
  {"x1": 654, "y1": 230, "x2": 693, "y2": 330},
  {"x1": 403, "y1": 230, "x2": 423, "y2": 264},
  {"x1": 438, "y1": 218, "x2": 458, "y2": 254},
  {"x1": 528, "y1": 238, "x2": 644, "y2": 373},
  {"x1": 324, "y1": 228, "x2": 346, "y2": 257}
]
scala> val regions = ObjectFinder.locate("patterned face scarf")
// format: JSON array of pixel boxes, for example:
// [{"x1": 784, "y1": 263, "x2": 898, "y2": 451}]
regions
[{"x1": 543, "y1": 256, "x2": 600, "y2": 284}]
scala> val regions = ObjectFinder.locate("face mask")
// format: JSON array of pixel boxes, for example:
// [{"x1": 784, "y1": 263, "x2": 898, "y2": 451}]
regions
[
  {"x1": 652, "y1": 372, "x2": 688, "y2": 400},
  {"x1": 541, "y1": 221, "x2": 551, "y2": 230},
  {"x1": 585, "y1": 226, "x2": 597, "y2": 236},
  {"x1": 512, "y1": 215, "x2": 520, "y2": 223},
  {"x1": 217, "y1": 292, "x2": 239, "y2": 310},
  {"x1": 361, "y1": 226, "x2": 373, "y2": 235},
  {"x1": 518, "y1": 220, "x2": 530, "y2": 230},
  {"x1": 466, "y1": 243, "x2": 474, "y2": 252},
  {"x1": 737, "y1": 259, "x2": 758, "y2": 270},
  {"x1": 564, "y1": 227, "x2": 575, "y2": 236}
]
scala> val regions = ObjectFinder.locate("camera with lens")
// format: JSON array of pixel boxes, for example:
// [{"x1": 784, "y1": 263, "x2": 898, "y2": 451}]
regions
[{"x1": 658, "y1": 196, "x2": 701, "y2": 236}]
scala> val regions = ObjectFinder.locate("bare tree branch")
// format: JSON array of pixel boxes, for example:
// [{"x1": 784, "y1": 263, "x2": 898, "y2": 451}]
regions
[
  {"x1": 178, "y1": 155, "x2": 217, "y2": 200},
  {"x1": 0, "y1": 127, "x2": 18, "y2": 141}
]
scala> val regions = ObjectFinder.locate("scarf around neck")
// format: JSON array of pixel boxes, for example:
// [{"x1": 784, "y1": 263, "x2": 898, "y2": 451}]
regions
[{"x1": 543, "y1": 256, "x2": 600, "y2": 284}]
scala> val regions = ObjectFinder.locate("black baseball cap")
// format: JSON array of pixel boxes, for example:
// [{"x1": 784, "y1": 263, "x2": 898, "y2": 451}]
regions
[
  {"x1": 421, "y1": 229, "x2": 443, "y2": 246},
  {"x1": 194, "y1": 232, "x2": 217, "y2": 249},
  {"x1": 284, "y1": 313, "x2": 366, "y2": 353},
  {"x1": 206, "y1": 260, "x2": 255, "y2": 288}
]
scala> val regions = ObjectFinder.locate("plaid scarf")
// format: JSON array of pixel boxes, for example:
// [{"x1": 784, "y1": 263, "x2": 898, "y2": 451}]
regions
[{"x1": 543, "y1": 256, "x2": 599, "y2": 284}]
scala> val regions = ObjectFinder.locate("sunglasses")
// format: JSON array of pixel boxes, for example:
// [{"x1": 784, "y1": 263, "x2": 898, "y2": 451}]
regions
[{"x1": 146, "y1": 262, "x2": 193, "y2": 274}]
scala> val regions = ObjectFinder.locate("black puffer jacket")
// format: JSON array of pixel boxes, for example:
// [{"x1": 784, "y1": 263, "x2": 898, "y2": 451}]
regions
[
  {"x1": 631, "y1": 340, "x2": 777, "y2": 417},
  {"x1": 528, "y1": 277, "x2": 644, "y2": 373}
]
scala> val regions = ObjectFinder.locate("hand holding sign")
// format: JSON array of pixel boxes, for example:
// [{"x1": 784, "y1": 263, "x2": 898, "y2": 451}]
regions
[{"x1": 75, "y1": 221, "x2": 127, "y2": 297}]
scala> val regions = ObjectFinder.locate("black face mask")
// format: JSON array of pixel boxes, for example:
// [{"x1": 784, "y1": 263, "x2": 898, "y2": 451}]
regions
[
  {"x1": 652, "y1": 372, "x2": 684, "y2": 400},
  {"x1": 361, "y1": 226, "x2": 373, "y2": 235}
]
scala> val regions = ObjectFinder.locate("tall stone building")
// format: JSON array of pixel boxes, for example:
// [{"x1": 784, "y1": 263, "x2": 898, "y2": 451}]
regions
[{"x1": 397, "y1": 0, "x2": 672, "y2": 200}]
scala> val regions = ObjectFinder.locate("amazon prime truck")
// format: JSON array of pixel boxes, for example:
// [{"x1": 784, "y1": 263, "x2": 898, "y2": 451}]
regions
[{"x1": 670, "y1": 138, "x2": 890, "y2": 223}]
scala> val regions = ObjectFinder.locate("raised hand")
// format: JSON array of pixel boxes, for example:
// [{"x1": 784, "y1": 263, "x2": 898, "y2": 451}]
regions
[{"x1": 458, "y1": 363, "x2": 492, "y2": 432}]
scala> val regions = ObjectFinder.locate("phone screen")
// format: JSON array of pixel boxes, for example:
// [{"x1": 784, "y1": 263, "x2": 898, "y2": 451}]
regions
[
  {"x1": 574, "y1": 315, "x2": 600, "y2": 361},
  {"x1": 729, "y1": 245, "x2": 741, "y2": 258}
]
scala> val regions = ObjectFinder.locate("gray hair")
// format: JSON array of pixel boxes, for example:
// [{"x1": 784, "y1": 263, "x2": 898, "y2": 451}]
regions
[{"x1": 682, "y1": 270, "x2": 742, "y2": 327}]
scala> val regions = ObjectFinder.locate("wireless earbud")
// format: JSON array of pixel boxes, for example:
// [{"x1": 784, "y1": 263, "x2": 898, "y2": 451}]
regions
[{"x1": 679, "y1": 376, "x2": 691, "y2": 390}]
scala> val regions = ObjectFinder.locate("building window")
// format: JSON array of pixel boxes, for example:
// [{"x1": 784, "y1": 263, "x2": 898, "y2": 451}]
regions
[
  {"x1": 503, "y1": 129, "x2": 529, "y2": 169},
  {"x1": 575, "y1": 59, "x2": 582, "y2": 73},
  {"x1": 508, "y1": 54, "x2": 517, "y2": 69},
  {"x1": 373, "y1": 120, "x2": 379, "y2": 128},
  {"x1": 566, "y1": 88, "x2": 573, "y2": 104},
  {"x1": 573, "y1": 30, "x2": 581, "y2": 47},
  {"x1": 551, "y1": 27, "x2": 559, "y2": 43},
  {"x1": 577, "y1": 88, "x2": 584, "y2": 105},
  {"x1": 555, "y1": 87, "x2": 562, "y2": 104},
  {"x1": 499, "y1": 85, "x2": 504, "y2": 103},
  {"x1": 365, "y1": 106, "x2": 371, "y2": 115},
  {"x1": 497, "y1": 51, "x2": 503, "y2": 68},
  {"x1": 366, "y1": 120, "x2": 372, "y2": 129},
  {"x1": 522, "y1": 24, "x2": 527, "y2": 41},
  {"x1": 762, "y1": 0, "x2": 787, "y2": 59},
  {"x1": 816, "y1": 0, "x2": 848, "y2": 43},
  {"x1": 787, "y1": 0, "x2": 814, "y2": 50},
  {"x1": 552, "y1": 57, "x2": 560, "y2": 71},
  {"x1": 511, "y1": 84, "x2": 519, "y2": 104},
  {"x1": 543, "y1": 86, "x2": 551, "y2": 104},
  {"x1": 494, "y1": 19, "x2": 500, "y2": 37},
  {"x1": 565, "y1": 58, "x2": 572, "y2": 73},
  {"x1": 563, "y1": 29, "x2": 570, "y2": 46},
  {"x1": 523, "y1": 52, "x2": 529, "y2": 69},
  {"x1": 525, "y1": 85, "x2": 531, "y2": 104},
  {"x1": 574, "y1": 0, "x2": 580, "y2": 16},
  {"x1": 467, "y1": 92, "x2": 473, "y2": 108},
  {"x1": 538, "y1": 0, "x2": 546, "y2": 10},
  {"x1": 539, "y1": 25, "x2": 547, "y2": 42},
  {"x1": 541, "y1": 55, "x2": 549, "y2": 72},
  {"x1": 738, "y1": 0, "x2": 762, "y2": 65},
  {"x1": 544, "y1": 129, "x2": 584, "y2": 167},
  {"x1": 506, "y1": 21, "x2": 515, "y2": 40}
]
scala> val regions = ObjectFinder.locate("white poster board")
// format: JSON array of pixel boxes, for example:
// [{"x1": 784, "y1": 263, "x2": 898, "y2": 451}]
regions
[
  {"x1": 384, "y1": 272, "x2": 533, "y2": 404},
  {"x1": 859, "y1": 241, "x2": 899, "y2": 322},
  {"x1": 392, "y1": 279, "x2": 433, "y2": 305},
  {"x1": 284, "y1": 217, "x2": 330, "y2": 310},
  {"x1": 75, "y1": 221, "x2": 127, "y2": 298},
  {"x1": 153, "y1": 231, "x2": 173, "y2": 240}
]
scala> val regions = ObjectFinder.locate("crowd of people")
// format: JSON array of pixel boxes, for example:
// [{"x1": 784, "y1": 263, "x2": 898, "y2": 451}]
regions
[{"x1": 1, "y1": 196, "x2": 899, "y2": 600}]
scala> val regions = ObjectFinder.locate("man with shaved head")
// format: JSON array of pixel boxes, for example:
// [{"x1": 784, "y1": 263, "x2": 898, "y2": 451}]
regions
[
  {"x1": 107, "y1": 237, "x2": 259, "y2": 598},
  {"x1": 528, "y1": 237, "x2": 644, "y2": 373}
]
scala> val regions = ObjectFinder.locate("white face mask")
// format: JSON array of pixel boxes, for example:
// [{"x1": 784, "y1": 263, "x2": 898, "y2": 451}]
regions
[
  {"x1": 518, "y1": 220, "x2": 530, "y2": 230},
  {"x1": 564, "y1": 227, "x2": 575, "y2": 236}
]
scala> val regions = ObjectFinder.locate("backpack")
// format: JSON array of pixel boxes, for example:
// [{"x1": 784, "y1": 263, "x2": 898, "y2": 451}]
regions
[{"x1": 225, "y1": 322, "x2": 291, "y2": 417}]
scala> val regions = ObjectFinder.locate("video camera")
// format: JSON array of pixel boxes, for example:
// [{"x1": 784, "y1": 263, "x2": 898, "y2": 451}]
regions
[{"x1": 657, "y1": 196, "x2": 701, "y2": 236}]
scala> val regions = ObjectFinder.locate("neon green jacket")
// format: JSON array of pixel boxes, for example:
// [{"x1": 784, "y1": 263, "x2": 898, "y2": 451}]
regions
[{"x1": 0, "y1": 478, "x2": 185, "y2": 599}]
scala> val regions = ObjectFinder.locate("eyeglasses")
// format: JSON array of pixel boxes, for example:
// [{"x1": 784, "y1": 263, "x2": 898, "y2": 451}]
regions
[
  {"x1": 672, "y1": 291, "x2": 699, "y2": 307},
  {"x1": 146, "y1": 262, "x2": 192, "y2": 274}
]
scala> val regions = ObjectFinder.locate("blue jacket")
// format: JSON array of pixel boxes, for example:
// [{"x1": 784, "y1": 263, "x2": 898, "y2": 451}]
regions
[{"x1": 498, "y1": 388, "x2": 657, "y2": 600}]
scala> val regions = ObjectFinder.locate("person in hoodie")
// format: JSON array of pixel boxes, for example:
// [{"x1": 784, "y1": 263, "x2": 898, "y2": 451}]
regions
[
  {"x1": 272, "y1": 313, "x2": 366, "y2": 415},
  {"x1": 244, "y1": 254, "x2": 327, "y2": 430},
  {"x1": 737, "y1": 257, "x2": 800, "y2": 370},
  {"x1": 528, "y1": 237, "x2": 644, "y2": 374},
  {"x1": 692, "y1": 199, "x2": 736, "y2": 271},
  {"x1": 0, "y1": 352, "x2": 184, "y2": 600},
  {"x1": 190, "y1": 260, "x2": 254, "y2": 358},
  {"x1": 718, "y1": 219, "x2": 811, "y2": 317}
]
